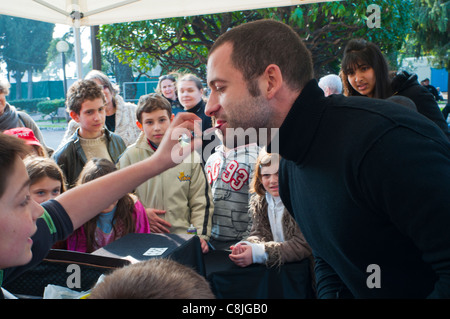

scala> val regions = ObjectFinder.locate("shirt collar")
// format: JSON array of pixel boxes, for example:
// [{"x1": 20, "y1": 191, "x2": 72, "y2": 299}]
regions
[{"x1": 265, "y1": 192, "x2": 283, "y2": 209}]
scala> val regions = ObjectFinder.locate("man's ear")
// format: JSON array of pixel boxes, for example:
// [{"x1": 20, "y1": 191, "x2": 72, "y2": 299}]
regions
[
  {"x1": 136, "y1": 120, "x2": 143, "y2": 131},
  {"x1": 70, "y1": 111, "x2": 80, "y2": 123},
  {"x1": 263, "y1": 64, "x2": 283, "y2": 100}
]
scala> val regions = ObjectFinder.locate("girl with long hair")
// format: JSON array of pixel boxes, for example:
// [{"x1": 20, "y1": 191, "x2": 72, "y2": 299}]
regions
[
  {"x1": 24, "y1": 156, "x2": 66, "y2": 204},
  {"x1": 340, "y1": 39, "x2": 449, "y2": 138},
  {"x1": 229, "y1": 151, "x2": 312, "y2": 268},
  {"x1": 65, "y1": 158, "x2": 150, "y2": 253}
]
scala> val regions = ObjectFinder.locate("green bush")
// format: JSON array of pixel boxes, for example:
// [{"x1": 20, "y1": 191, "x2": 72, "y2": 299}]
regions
[
  {"x1": 7, "y1": 98, "x2": 49, "y2": 113},
  {"x1": 37, "y1": 99, "x2": 66, "y2": 116}
]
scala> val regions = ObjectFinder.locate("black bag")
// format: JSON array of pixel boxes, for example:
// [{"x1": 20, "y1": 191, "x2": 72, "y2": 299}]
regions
[{"x1": 3, "y1": 249, "x2": 130, "y2": 298}]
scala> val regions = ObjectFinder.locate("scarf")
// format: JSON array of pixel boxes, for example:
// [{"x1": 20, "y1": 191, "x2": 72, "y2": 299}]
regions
[{"x1": 0, "y1": 103, "x2": 20, "y2": 131}]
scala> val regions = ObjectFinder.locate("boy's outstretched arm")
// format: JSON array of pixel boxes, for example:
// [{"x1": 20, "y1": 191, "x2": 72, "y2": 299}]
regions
[{"x1": 56, "y1": 112, "x2": 202, "y2": 230}]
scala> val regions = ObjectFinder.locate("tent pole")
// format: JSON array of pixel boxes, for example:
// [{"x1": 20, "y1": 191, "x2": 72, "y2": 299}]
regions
[{"x1": 73, "y1": 26, "x2": 83, "y2": 79}]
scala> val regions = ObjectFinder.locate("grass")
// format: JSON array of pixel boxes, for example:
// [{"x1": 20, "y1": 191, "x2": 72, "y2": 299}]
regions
[{"x1": 37, "y1": 123, "x2": 67, "y2": 129}]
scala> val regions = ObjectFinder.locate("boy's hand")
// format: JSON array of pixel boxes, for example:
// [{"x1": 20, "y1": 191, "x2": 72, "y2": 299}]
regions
[
  {"x1": 199, "y1": 238, "x2": 210, "y2": 254},
  {"x1": 145, "y1": 208, "x2": 171, "y2": 233},
  {"x1": 154, "y1": 112, "x2": 202, "y2": 169}
]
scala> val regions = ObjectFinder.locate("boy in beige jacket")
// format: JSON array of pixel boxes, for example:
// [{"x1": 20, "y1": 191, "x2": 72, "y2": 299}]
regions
[{"x1": 117, "y1": 93, "x2": 213, "y2": 253}]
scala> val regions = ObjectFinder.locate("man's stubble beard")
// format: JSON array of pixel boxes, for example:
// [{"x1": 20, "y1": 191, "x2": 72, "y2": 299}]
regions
[{"x1": 223, "y1": 94, "x2": 274, "y2": 149}]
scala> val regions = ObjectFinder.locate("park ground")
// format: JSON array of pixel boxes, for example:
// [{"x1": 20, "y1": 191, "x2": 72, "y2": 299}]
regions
[{"x1": 31, "y1": 112, "x2": 67, "y2": 150}]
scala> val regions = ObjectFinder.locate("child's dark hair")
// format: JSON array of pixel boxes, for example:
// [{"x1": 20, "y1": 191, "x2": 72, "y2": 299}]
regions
[
  {"x1": 136, "y1": 93, "x2": 172, "y2": 123},
  {"x1": 75, "y1": 158, "x2": 136, "y2": 252},
  {"x1": 0, "y1": 134, "x2": 28, "y2": 199},
  {"x1": 24, "y1": 155, "x2": 67, "y2": 193},
  {"x1": 66, "y1": 79, "x2": 106, "y2": 114}
]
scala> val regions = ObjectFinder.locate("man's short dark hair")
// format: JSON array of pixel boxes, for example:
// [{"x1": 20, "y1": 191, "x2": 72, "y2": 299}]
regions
[{"x1": 209, "y1": 19, "x2": 313, "y2": 96}]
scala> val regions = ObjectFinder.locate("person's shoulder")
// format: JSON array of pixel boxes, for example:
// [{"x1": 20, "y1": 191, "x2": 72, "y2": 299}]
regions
[
  {"x1": 119, "y1": 138, "x2": 152, "y2": 161},
  {"x1": 107, "y1": 130, "x2": 126, "y2": 144},
  {"x1": 16, "y1": 111, "x2": 37, "y2": 127},
  {"x1": 17, "y1": 110, "x2": 33, "y2": 120},
  {"x1": 65, "y1": 119, "x2": 80, "y2": 131},
  {"x1": 121, "y1": 142, "x2": 150, "y2": 158},
  {"x1": 204, "y1": 148, "x2": 222, "y2": 167},
  {"x1": 117, "y1": 95, "x2": 137, "y2": 109},
  {"x1": 52, "y1": 137, "x2": 77, "y2": 160}
]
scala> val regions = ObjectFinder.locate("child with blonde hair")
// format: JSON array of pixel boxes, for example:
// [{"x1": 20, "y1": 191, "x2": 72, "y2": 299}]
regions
[{"x1": 229, "y1": 150, "x2": 312, "y2": 268}]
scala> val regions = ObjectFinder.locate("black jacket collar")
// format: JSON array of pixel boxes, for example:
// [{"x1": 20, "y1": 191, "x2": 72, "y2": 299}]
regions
[
  {"x1": 186, "y1": 99, "x2": 205, "y2": 115},
  {"x1": 268, "y1": 79, "x2": 326, "y2": 165}
]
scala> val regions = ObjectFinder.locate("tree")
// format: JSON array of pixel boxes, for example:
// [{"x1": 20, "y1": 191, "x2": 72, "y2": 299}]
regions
[
  {"x1": 98, "y1": 11, "x2": 260, "y2": 79},
  {"x1": 0, "y1": 15, "x2": 54, "y2": 99},
  {"x1": 411, "y1": 0, "x2": 449, "y2": 92},
  {"x1": 98, "y1": 1, "x2": 413, "y2": 81},
  {"x1": 264, "y1": 0, "x2": 413, "y2": 77}
]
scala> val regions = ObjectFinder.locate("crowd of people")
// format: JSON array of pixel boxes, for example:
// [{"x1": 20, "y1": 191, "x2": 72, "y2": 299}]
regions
[{"x1": 0, "y1": 18, "x2": 449, "y2": 299}]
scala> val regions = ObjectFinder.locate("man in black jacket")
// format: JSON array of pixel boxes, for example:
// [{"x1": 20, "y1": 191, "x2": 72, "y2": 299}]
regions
[
  {"x1": 421, "y1": 78, "x2": 440, "y2": 101},
  {"x1": 205, "y1": 19, "x2": 450, "y2": 298}
]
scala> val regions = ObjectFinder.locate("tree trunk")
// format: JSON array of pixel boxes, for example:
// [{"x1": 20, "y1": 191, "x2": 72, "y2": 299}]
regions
[
  {"x1": 27, "y1": 68, "x2": 33, "y2": 99},
  {"x1": 13, "y1": 72, "x2": 23, "y2": 100},
  {"x1": 90, "y1": 26, "x2": 102, "y2": 71},
  {"x1": 114, "y1": 56, "x2": 135, "y2": 101}
]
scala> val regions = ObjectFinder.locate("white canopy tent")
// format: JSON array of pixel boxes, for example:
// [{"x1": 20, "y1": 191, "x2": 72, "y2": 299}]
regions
[{"x1": 0, "y1": 0, "x2": 335, "y2": 78}]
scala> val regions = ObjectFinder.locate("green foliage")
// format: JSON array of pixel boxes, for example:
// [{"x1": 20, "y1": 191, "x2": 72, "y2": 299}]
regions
[
  {"x1": 37, "y1": 99, "x2": 65, "y2": 116},
  {"x1": 411, "y1": 0, "x2": 449, "y2": 70},
  {"x1": 0, "y1": 15, "x2": 54, "y2": 74},
  {"x1": 98, "y1": 1, "x2": 414, "y2": 79},
  {"x1": 7, "y1": 98, "x2": 49, "y2": 113},
  {"x1": 98, "y1": 11, "x2": 261, "y2": 79},
  {"x1": 257, "y1": 0, "x2": 413, "y2": 75}
]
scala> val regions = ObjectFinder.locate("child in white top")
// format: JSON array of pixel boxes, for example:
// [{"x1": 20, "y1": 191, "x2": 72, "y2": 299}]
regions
[{"x1": 229, "y1": 151, "x2": 312, "y2": 268}]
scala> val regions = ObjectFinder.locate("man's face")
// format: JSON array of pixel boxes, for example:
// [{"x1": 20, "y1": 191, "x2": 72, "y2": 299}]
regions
[
  {"x1": 205, "y1": 42, "x2": 273, "y2": 147},
  {"x1": 71, "y1": 98, "x2": 106, "y2": 139},
  {"x1": 0, "y1": 156, "x2": 43, "y2": 269}
]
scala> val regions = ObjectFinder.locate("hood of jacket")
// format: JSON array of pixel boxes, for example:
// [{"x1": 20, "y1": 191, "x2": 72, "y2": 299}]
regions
[{"x1": 391, "y1": 71, "x2": 418, "y2": 95}]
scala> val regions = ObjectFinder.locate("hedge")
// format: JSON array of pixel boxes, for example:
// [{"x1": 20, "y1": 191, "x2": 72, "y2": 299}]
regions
[
  {"x1": 37, "y1": 99, "x2": 66, "y2": 116},
  {"x1": 7, "y1": 98, "x2": 49, "y2": 113}
]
